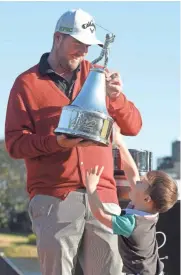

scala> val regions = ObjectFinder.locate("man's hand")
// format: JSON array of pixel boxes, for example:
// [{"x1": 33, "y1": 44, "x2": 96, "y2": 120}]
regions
[
  {"x1": 105, "y1": 72, "x2": 123, "y2": 99},
  {"x1": 86, "y1": 165, "x2": 104, "y2": 193},
  {"x1": 57, "y1": 135, "x2": 98, "y2": 149}
]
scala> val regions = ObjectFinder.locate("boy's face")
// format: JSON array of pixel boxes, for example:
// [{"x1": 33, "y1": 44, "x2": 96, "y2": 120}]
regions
[{"x1": 129, "y1": 178, "x2": 152, "y2": 209}]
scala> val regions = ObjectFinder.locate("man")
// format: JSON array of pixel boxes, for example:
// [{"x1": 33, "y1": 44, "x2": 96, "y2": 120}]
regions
[{"x1": 5, "y1": 9, "x2": 142, "y2": 275}]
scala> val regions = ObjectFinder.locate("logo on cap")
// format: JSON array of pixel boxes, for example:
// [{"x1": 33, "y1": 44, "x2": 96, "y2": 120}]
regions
[
  {"x1": 82, "y1": 20, "x2": 96, "y2": 33},
  {"x1": 59, "y1": 27, "x2": 73, "y2": 33}
]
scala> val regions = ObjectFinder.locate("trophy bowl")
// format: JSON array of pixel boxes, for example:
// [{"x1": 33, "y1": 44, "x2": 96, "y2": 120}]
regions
[{"x1": 54, "y1": 105, "x2": 114, "y2": 146}]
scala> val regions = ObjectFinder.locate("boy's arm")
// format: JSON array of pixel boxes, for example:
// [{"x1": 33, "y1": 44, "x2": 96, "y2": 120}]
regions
[
  {"x1": 87, "y1": 188, "x2": 135, "y2": 237},
  {"x1": 117, "y1": 139, "x2": 140, "y2": 188},
  {"x1": 113, "y1": 124, "x2": 140, "y2": 188},
  {"x1": 86, "y1": 166, "x2": 136, "y2": 236},
  {"x1": 87, "y1": 189, "x2": 112, "y2": 229},
  {"x1": 86, "y1": 167, "x2": 113, "y2": 228}
]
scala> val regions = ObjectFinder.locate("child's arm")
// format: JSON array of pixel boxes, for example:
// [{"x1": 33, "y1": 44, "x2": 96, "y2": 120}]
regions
[
  {"x1": 86, "y1": 166, "x2": 112, "y2": 228},
  {"x1": 86, "y1": 166, "x2": 135, "y2": 236},
  {"x1": 87, "y1": 189, "x2": 113, "y2": 228},
  {"x1": 113, "y1": 123, "x2": 140, "y2": 188}
]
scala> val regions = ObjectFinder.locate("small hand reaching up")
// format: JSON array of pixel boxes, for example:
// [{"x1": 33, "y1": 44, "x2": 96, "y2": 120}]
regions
[
  {"x1": 86, "y1": 165, "x2": 104, "y2": 194},
  {"x1": 112, "y1": 122, "x2": 124, "y2": 147}
]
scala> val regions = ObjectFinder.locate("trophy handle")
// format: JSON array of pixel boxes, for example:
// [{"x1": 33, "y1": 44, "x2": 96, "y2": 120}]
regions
[{"x1": 91, "y1": 33, "x2": 115, "y2": 69}]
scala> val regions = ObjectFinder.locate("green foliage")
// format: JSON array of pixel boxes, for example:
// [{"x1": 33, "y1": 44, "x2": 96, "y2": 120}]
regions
[
  {"x1": 4, "y1": 244, "x2": 38, "y2": 258},
  {"x1": 0, "y1": 140, "x2": 28, "y2": 228},
  {"x1": 27, "y1": 233, "x2": 36, "y2": 244}
]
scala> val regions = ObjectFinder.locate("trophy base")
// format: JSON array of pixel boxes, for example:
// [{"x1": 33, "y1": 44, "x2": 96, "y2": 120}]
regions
[{"x1": 54, "y1": 106, "x2": 114, "y2": 146}]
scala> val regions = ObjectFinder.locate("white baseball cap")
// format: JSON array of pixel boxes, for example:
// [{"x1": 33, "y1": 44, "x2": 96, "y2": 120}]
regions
[{"x1": 55, "y1": 9, "x2": 103, "y2": 47}]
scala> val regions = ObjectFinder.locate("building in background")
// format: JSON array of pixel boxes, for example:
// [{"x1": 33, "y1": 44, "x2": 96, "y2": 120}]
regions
[
  {"x1": 157, "y1": 139, "x2": 180, "y2": 180},
  {"x1": 172, "y1": 140, "x2": 180, "y2": 163}
]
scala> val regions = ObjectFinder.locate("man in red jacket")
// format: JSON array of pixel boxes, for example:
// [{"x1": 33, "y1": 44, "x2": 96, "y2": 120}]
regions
[{"x1": 5, "y1": 8, "x2": 142, "y2": 275}]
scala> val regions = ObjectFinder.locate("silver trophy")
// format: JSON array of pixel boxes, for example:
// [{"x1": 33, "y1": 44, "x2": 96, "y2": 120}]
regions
[
  {"x1": 54, "y1": 33, "x2": 115, "y2": 146},
  {"x1": 128, "y1": 149, "x2": 153, "y2": 176},
  {"x1": 113, "y1": 148, "x2": 153, "y2": 176}
]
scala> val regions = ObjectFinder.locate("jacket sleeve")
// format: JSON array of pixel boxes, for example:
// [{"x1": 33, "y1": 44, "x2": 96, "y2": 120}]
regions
[
  {"x1": 5, "y1": 77, "x2": 62, "y2": 160},
  {"x1": 107, "y1": 93, "x2": 142, "y2": 136}
]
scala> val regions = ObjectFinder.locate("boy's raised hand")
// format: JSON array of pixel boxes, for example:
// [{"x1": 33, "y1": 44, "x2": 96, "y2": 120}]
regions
[
  {"x1": 112, "y1": 122, "x2": 123, "y2": 147},
  {"x1": 86, "y1": 165, "x2": 104, "y2": 193}
]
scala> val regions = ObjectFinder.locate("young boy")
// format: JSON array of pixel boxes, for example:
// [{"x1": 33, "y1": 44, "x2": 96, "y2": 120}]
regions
[{"x1": 86, "y1": 124, "x2": 178, "y2": 275}]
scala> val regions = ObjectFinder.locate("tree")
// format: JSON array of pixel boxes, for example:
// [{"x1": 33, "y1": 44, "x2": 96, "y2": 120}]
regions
[{"x1": 0, "y1": 140, "x2": 28, "y2": 229}]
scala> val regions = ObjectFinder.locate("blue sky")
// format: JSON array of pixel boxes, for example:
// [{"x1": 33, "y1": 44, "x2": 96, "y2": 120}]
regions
[{"x1": 0, "y1": 1, "x2": 180, "y2": 168}]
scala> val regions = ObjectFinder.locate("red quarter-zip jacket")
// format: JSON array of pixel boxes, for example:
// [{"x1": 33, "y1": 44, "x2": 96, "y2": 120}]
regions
[{"x1": 5, "y1": 59, "x2": 142, "y2": 203}]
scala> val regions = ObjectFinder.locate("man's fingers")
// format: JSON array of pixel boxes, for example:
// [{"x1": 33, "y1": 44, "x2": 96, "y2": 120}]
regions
[
  {"x1": 107, "y1": 84, "x2": 121, "y2": 92},
  {"x1": 106, "y1": 73, "x2": 120, "y2": 81},
  {"x1": 108, "y1": 78, "x2": 120, "y2": 85},
  {"x1": 57, "y1": 134, "x2": 66, "y2": 141},
  {"x1": 78, "y1": 141, "x2": 98, "y2": 147},
  {"x1": 111, "y1": 73, "x2": 120, "y2": 79},
  {"x1": 58, "y1": 135, "x2": 100, "y2": 148},
  {"x1": 79, "y1": 141, "x2": 93, "y2": 147},
  {"x1": 105, "y1": 71, "x2": 119, "y2": 78},
  {"x1": 68, "y1": 138, "x2": 84, "y2": 147},
  {"x1": 57, "y1": 135, "x2": 83, "y2": 147}
]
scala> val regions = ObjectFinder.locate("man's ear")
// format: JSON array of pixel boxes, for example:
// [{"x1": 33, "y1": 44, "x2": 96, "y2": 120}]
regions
[{"x1": 53, "y1": 32, "x2": 63, "y2": 48}]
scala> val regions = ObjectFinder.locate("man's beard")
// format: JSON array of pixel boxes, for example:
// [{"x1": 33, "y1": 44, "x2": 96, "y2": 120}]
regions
[{"x1": 59, "y1": 57, "x2": 81, "y2": 72}]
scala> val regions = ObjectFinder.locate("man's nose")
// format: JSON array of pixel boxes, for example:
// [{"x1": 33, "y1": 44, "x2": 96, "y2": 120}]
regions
[{"x1": 79, "y1": 44, "x2": 89, "y2": 54}]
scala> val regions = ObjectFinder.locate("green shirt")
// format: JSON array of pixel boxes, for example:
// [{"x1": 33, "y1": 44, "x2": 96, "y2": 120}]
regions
[{"x1": 112, "y1": 214, "x2": 136, "y2": 237}]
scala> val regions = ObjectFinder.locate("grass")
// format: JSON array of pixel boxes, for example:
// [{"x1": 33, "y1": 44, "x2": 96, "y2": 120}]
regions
[{"x1": 0, "y1": 233, "x2": 38, "y2": 258}]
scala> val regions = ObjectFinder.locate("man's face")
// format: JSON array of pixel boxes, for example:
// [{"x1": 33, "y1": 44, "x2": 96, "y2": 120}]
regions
[{"x1": 55, "y1": 33, "x2": 90, "y2": 71}]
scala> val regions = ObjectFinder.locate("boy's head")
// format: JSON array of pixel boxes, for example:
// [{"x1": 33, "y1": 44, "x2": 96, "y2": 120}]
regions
[{"x1": 129, "y1": 170, "x2": 178, "y2": 213}]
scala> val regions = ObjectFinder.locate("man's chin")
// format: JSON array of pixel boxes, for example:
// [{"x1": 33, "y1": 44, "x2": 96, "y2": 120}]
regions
[{"x1": 69, "y1": 59, "x2": 81, "y2": 70}]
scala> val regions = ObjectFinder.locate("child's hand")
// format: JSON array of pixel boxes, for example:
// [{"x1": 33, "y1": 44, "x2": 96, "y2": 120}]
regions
[{"x1": 86, "y1": 165, "x2": 104, "y2": 193}]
